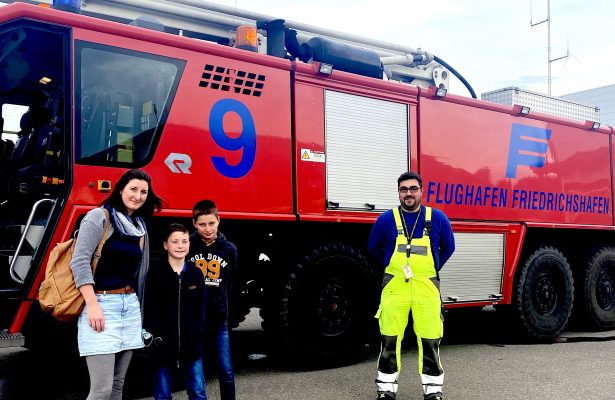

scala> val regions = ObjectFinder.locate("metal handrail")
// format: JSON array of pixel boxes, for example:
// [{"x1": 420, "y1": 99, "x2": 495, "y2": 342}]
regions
[{"x1": 9, "y1": 198, "x2": 56, "y2": 284}]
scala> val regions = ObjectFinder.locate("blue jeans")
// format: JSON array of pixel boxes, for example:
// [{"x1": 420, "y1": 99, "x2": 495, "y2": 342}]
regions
[
  {"x1": 209, "y1": 321, "x2": 235, "y2": 400},
  {"x1": 153, "y1": 358, "x2": 206, "y2": 400}
]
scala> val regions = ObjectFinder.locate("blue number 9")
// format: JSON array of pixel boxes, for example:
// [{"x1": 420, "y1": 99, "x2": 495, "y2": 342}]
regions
[{"x1": 209, "y1": 99, "x2": 256, "y2": 178}]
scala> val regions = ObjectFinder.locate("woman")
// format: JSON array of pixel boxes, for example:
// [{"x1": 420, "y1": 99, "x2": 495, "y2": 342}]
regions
[{"x1": 70, "y1": 169, "x2": 162, "y2": 400}]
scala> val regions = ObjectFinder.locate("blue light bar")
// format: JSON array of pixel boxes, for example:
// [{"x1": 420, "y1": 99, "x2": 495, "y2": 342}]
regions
[{"x1": 52, "y1": 0, "x2": 81, "y2": 13}]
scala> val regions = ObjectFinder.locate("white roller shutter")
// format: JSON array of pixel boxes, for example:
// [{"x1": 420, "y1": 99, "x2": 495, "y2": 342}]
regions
[
  {"x1": 440, "y1": 232, "x2": 505, "y2": 303},
  {"x1": 325, "y1": 90, "x2": 408, "y2": 211}
]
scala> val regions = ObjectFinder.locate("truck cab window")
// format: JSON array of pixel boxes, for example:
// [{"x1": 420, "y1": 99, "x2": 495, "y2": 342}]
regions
[
  {"x1": 0, "y1": 22, "x2": 67, "y2": 200},
  {"x1": 0, "y1": 20, "x2": 68, "y2": 295},
  {"x1": 75, "y1": 43, "x2": 184, "y2": 166}
]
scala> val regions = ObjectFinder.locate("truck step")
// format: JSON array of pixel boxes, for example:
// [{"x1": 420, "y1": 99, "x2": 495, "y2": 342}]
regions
[{"x1": 0, "y1": 331, "x2": 24, "y2": 348}]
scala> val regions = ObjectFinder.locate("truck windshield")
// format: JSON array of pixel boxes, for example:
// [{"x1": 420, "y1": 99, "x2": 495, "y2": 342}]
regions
[{"x1": 75, "y1": 42, "x2": 184, "y2": 166}]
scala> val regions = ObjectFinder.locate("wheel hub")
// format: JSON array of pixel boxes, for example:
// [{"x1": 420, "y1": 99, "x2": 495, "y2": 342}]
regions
[
  {"x1": 318, "y1": 279, "x2": 350, "y2": 336},
  {"x1": 596, "y1": 270, "x2": 615, "y2": 311},
  {"x1": 533, "y1": 272, "x2": 558, "y2": 315}
]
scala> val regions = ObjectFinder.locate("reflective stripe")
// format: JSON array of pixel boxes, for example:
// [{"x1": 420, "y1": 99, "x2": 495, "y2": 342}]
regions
[
  {"x1": 375, "y1": 371, "x2": 399, "y2": 393},
  {"x1": 396, "y1": 243, "x2": 428, "y2": 255},
  {"x1": 421, "y1": 373, "x2": 444, "y2": 395}
]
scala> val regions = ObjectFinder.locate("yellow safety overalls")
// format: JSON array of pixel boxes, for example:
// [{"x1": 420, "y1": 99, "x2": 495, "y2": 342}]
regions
[{"x1": 375, "y1": 206, "x2": 444, "y2": 399}]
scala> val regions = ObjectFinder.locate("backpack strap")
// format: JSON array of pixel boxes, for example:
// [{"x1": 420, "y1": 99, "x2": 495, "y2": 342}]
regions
[{"x1": 91, "y1": 208, "x2": 110, "y2": 274}]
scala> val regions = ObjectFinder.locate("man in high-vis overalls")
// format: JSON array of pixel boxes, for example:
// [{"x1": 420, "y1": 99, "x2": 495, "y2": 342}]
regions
[{"x1": 368, "y1": 171, "x2": 455, "y2": 400}]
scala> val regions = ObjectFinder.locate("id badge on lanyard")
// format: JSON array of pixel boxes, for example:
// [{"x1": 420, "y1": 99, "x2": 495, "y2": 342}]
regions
[{"x1": 399, "y1": 206, "x2": 421, "y2": 282}]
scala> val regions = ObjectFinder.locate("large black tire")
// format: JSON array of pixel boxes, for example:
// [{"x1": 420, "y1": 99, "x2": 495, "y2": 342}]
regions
[
  {"x1": 278, "y1": 243, "x2": 379, "y2": 361},
  {"x1": 579, "y1": 247, "x2": 615, "y2": 329},
  {"x1": 514, "y1": 246, "x2": 574, "y2": 341}
]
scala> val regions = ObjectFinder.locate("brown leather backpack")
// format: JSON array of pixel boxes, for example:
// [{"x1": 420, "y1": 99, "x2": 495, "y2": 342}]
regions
[{"x1": 38, "y1": 208, "x2": 110, "y2": 321}]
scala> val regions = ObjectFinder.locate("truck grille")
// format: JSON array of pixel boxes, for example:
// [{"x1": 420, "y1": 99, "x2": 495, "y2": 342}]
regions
[{"x1": 199, "y1": 64, "x2": 265, "y2": 97}]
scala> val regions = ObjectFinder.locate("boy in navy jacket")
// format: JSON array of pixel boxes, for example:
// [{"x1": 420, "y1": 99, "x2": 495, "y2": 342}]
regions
[
  {"x1": 144, "y1": 223, "x2": 206, "y2": 400},
  {"x1": 188, "y1": 200, "x2": 238, "y2": 400}
]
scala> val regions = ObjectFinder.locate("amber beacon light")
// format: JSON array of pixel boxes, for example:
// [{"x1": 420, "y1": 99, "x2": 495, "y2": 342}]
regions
[{"x1": 235, "y1": 25, "x2": 258, "y2": 52}]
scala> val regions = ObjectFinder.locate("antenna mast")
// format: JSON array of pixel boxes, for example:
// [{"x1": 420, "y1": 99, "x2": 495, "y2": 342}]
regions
[{"x1": 530, "y1": 0, "x2": 568, "y2": 94}]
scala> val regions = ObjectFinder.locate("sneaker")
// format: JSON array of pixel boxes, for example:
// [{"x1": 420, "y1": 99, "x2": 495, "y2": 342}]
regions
[
  {"x1": 376, "y1": 392, "x2": 396, "y2": 400},
  {"x1": 424, "y1": 394, "x2": 443, "y2": 400}
]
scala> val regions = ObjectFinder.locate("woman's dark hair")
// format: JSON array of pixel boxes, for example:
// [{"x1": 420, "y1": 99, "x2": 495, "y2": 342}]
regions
[{"x1": 102, "y1": 169, "x2": 162, "y2": 217}]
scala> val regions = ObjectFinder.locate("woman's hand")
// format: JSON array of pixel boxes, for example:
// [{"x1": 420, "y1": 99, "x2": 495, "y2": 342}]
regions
[
  {"x1": 79, "y1": 284, "x2": 105, "y2": 332},
  {"x1": 87, "y1": 300, "x2": 105, "y2": 332}
]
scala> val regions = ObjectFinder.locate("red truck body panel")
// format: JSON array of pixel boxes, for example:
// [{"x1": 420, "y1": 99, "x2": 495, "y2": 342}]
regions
[
  {"x1": 3, "y1": 3, "x2": 614, "y2": 338},
  {"x1": 420, "y1": 95, "x2": 612, "y2": 225}
]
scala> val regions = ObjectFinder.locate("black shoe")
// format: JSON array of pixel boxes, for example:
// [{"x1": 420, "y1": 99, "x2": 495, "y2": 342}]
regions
[
  {"x1": 425, "y1": 394, "x2": 443, "y2": 400},
  {"x1": 376, "y1": 392, "x2": 396, "y2": 400}
]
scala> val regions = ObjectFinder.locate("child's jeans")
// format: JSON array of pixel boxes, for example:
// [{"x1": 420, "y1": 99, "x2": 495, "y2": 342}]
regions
[{"x1": 153, "y1": 358, "x2": 206, "y2": 400}]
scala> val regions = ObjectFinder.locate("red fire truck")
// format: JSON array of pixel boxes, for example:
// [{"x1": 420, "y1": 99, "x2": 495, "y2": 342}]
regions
[{"x1": 0, "y1": 1, "x2": 613, "y2": 359}]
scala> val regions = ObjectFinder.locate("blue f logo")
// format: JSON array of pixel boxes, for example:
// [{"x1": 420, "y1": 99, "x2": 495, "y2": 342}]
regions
[{"x1": 506, "y1": 123, "x2": 552, "y2": 178}]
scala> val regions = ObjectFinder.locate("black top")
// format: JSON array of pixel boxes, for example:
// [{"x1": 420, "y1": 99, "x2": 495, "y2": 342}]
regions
[
  {"x1": 143, "y1": 258, "x2": 206, "y2": 365},
  {"x1": 93, "y1": 230, "x2": 142, "y2": 291}
]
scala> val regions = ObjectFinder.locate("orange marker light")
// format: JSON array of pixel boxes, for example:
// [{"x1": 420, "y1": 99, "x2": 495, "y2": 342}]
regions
[{"x1": 235, "y1": 26, "x2": 258, "y2": 52}]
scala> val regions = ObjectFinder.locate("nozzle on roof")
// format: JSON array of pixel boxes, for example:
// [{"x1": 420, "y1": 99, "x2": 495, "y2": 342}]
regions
[
  {"x1": 257, "y1": 19, "x2": 286, "y2": 58},
  {"x1": 285, "y1": 28, "x2": 312, "y2": 63}
]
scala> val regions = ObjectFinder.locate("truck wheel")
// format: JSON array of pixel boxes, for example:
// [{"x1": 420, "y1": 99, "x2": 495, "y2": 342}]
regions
[
  {"x1": 580, "y1": 247, "x2": 615, "y2": 329},
  {"x1": 280, "y1": 243, "x2": 378, "y2": 360},
  {"x1": 515, "y1": 246, "x2": 574, "y2": 341}
]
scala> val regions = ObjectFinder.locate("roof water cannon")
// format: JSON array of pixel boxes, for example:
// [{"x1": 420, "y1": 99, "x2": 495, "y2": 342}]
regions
[
  {"x1": 307, "y1": 37, "x2": 383, "y2": 79},
  {"x1": 284, "y1": 28, "x2": 312, "y2": 62},
  {"x1": 52, "y1": 0, "x2": 81, "y2": 13},
  {"x1": 284, "y1": 28, "x2": 383, "y2": 79},
  {"x1": 257, "y1": 19, "x2": 286, "y2": 58}
]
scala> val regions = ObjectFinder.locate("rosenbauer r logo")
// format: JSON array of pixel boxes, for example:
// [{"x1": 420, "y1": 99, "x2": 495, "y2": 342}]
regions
[
  {"x1": 506, "y1": 123, "x2": 552, "y2": 178},
  {"x1": 165, "y1": 153, "x2": 192, "y2": 174}
]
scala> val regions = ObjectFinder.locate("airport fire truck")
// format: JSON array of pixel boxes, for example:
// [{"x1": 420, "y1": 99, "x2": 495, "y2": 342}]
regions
[{"x1": 0, "y1": 0, "x2": 613, "y2": 359}]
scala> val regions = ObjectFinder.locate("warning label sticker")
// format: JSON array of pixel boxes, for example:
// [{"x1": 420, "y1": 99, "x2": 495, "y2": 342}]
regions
[{"x1": 300, "y1": 148, "x2": 325, "y2": 163}]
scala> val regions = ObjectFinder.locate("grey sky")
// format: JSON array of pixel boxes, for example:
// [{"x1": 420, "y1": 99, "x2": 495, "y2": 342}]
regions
[{"x1": 213, "y1": 0, "x2": 614, "y2": 97}]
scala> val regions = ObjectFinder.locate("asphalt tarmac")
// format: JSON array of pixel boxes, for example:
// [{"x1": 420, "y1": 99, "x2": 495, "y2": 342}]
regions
[{"x1": 2, "y1": 307, "x2": 614, "y2": 400}]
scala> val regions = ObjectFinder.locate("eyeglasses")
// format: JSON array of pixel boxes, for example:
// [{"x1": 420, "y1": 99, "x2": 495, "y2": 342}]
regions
[{"x1": 398, "y1": 186, "x2": 421, "y2": 194}]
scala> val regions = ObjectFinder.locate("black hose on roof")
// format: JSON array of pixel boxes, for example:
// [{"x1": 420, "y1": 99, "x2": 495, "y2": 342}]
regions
[{"x1": 433, "y1": 55, "x2": 477, "y2": 99}]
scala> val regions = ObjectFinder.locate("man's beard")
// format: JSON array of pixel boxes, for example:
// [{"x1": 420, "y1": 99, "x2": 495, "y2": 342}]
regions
[{"x1": 400, "y1": 196, "x2": 421, "y2": 212}]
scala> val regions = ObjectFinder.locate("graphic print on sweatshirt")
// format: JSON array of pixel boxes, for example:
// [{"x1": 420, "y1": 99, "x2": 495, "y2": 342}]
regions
[{"x1": 189, "y1": 253, "x2": 228, "y2": 287}]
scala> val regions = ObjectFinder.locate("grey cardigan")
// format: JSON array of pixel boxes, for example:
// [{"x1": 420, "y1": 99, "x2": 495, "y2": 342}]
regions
[{"x1": 69, "y1": 207, "x2": 150, "y2": 304}]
